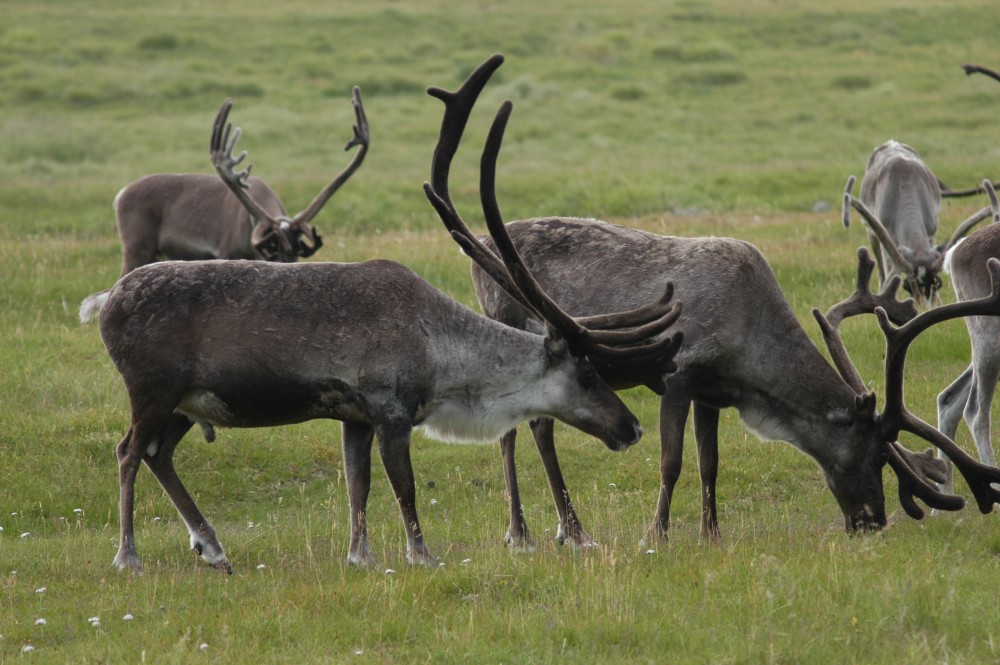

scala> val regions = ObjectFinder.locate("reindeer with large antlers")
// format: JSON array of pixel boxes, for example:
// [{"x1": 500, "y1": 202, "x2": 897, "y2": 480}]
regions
[
  {"x1": 80, "y1": 75, "x2": 683, "y2": 571},
  {"x1": 428, "y1": 55, "x2": 1000, "y2": 549},
  {"x1": 112, "y1": 88, "x2": 368, "y2": 272},
  {"x1": 842, "y1": 141, "x2": 997, "y2": 307}
]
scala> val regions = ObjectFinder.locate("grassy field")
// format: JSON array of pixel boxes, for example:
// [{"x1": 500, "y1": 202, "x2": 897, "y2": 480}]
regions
[{"x1": 3, "y1": 0, "x2": 1000, "y2": 662}]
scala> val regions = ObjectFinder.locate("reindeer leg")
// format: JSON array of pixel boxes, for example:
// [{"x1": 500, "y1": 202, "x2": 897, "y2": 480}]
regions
[
  {"x1": 937, "y1": 364, "x2": 973, "y2": 494},
  {"x1": 967, "y1": 357, "x2": 1000, "y2": 469},
  {"x1": 376, "y1": 422, "x2": 436, "y2": 566},
  {"x1": 694, "y1": 403, "x2": 722, "y2": 541},
  {"x1": 645, "y1": 395, "x2": 691, "y2": 545},
  {"x1": 530, "y1": 417, "x2": 595, "y2": 548},
  {"x1": 113, "y1": 427, "x2": 144, "y2": 573},
  {"x1": 342, "y1": 421, "x2": 375, "y2": 566},
  {"x1": 141, "y1": 413, "x2": 231, "y2": 572},
  {"x1": 500, "y1": 428, "x2": 534, "y2": 551}
]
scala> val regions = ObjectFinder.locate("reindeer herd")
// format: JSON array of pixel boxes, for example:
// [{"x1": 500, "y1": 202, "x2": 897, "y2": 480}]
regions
[{"x1": 78, "y1": 56, "x2": 1000, "y2": 574}]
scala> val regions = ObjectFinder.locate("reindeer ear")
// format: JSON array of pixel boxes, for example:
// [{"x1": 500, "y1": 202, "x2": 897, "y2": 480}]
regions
[
  {"x1": 855, "y1": 392, "x2": 877, "y2": 418},
  {"x1": 543, "y1": 328, "x2": 569, "y2": 361}
]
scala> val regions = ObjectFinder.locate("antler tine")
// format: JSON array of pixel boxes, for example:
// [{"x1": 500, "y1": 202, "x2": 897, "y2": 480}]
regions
[
  {"x1": 824, "y1": 247, "x2": 917, "y2": 329},
  {"x1": 812, "y1": 247, "x2": 917, "y2": 394},
  {"x1": 292, "y1": 85, "x2": 371, "y2": 227},
  {"x1": 209, "y1": 98, "x2": 279, "y2": 228},
  {"x1": 842, "y1": 177, "x2": 918, "y2": 289},
  {"x1": 427, "y1": 54, "x2": 506, "y2": 214},
  {"x1": 962, "y1": 63, "x2": 1000, "y2": 83},
  {"x1": 877, "y1": 257, "x2": 1000, "y2": 513},
  {"x1": 887, "y1": 442, "x2": 965, "y2": 519},
  {"x1": 934, "y1": 181, "x2": 1000, "y2": 264}
]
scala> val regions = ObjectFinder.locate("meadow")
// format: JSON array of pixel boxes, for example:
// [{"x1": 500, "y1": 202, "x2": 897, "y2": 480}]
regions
[{"x1": 2, "y1": 0, "x2": 1000, "y2": 662}]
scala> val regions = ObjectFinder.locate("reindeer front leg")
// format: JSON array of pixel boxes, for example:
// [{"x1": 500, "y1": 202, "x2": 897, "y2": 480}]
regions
[
  {"x1": 694, "y1": 403, "x2": 722, "y2": 541},
  {"x1": 530, "y1": 417, "x2": 595, "y2": 548},
  {"x1": 499, "y1": 428, "x2": 534, "y2": 550},
  {"x1": 376, "y1": 422, "x2": 437, "y2": 566},
  {"x1": 342, "y1": 421, "x2": 375, "y2": 566},
  {"x1": 645, "y1": 395, "x2": 691, "y2": 545}
]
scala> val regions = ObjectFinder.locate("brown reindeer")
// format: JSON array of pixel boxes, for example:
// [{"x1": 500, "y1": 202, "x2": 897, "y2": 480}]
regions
[
  {"x1": 80, "y1": 66, "x2": 683, "y2": 573},
  {"x1": 427, "y1": 55, "x2": 1000, "y2": 549},
  {"x1": 112, "y1": 88, "x2": 368, "y2": 272}
]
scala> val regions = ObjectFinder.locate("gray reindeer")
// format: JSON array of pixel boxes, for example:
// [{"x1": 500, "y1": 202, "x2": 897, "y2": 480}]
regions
[
  {"x1": 79, "y1": 70, "x2": 682, "y2": 574},
  {"x1": 428, "y1": 55, "x2": 1000, "y2": 549},
  {"x1": 842, "y1": 141, "x2": 995, "y2": 307},
  {"x1": 937, "y1": 188, "x2": 1000, "y2": 491}
]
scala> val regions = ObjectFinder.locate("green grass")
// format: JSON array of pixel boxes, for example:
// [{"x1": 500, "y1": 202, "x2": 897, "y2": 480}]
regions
[{"x1": 4, "y1": 0, "x2": 1000, "y2": 662}]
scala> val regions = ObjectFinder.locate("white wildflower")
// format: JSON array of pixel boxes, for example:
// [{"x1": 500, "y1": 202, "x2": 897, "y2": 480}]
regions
[
  {"x1": 122, "y1": 614, "x2": 134, "y2": 621},
  {"x1": 384, "y1": 568, "x2": 396, "y2": 575},
  {"x1": 35, "y1": 618, "x2": 46, "y2": 626},
  {"x1": 256, "y1": 564, "x2": 266, "y2": 570},
  {"x1": 22, "y1": 645, "x2": 35, "y2": 653}
]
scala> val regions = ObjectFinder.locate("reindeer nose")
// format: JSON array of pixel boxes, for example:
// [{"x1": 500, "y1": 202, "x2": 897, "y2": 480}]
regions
[{"x1": 631, "y1": 421, "x2": 643, "y2": 444}]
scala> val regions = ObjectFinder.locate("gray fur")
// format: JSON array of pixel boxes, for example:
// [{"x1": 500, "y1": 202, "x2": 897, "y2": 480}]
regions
[
  {"x1": 92, "y1": 258, "x2": 644, "y2": 573},
  {"x1": 937, "y1": 223, "x2": 1000, "y2": 490},
  {"x1": 473, "y1": 217, "x2": 892, "y2": 546}
]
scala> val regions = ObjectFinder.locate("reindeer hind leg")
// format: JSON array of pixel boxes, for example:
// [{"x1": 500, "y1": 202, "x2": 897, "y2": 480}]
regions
[{"x1": 141, "y1": 413, "x2": 232, "y2": 572}]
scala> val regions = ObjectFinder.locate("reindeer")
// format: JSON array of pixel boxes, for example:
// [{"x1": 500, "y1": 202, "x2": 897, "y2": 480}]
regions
[
  {"x1": 936, "y1": 183, "x2": 1000, "y2": 493},
  {"x1": 79, "y1": 77, "x2": 683, "y2": 573},
  {"x1": 427, "y1": 55, "x2": 1000, "y2": 549},
  {"x1": 842, "y1": 141, "x2": 996, "y2": 307},
  {"x1": 112, "y1": 88, "x2": 369, "y2": 273}
]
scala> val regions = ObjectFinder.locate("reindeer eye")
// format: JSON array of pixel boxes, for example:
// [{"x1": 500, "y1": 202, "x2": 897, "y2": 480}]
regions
[{"x1": 580, "y1": 365, "x2": 598, "y2": 389}]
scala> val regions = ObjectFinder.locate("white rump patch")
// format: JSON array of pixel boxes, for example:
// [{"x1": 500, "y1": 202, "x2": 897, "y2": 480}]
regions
[{"x1": 943, "y1": 239, "x2": 965, "y2": 276}]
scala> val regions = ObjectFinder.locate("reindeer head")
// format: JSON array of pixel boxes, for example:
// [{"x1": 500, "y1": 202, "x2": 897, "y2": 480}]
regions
[
  {"x1": 815, "y1": 247, "x2": 1000, "y2": 530},
  {"x1": 209, "y1": 89, "x2": 370, "y2": 262}
]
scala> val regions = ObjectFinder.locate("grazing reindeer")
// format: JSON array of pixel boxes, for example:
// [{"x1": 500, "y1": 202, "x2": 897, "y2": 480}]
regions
[
  {"x1": 429, "y1": 55, "x2": 1000, "y2": 549},
  {"x1": 80, "y1": 74, "x2": 683, "y2": 573},
  {"x1": 112, "y1": 88, "x2": 368, "y2": 273},
  {"x1": 936, "y1": 183, "x2": 1000, "y2": 492},
  {"x1": 842, "y1": 141, "x2": 995, "y2": 306}
]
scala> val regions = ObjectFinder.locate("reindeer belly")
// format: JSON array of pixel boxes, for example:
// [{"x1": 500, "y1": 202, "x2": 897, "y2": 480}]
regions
[{"x1": 176, "y1": 377, "x2": 370, "y2": 429}]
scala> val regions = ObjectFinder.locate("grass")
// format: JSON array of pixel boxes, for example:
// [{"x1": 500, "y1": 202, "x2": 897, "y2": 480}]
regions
[{"x1": 3, "y1": 0, "x2": 1000, "y2": 662}]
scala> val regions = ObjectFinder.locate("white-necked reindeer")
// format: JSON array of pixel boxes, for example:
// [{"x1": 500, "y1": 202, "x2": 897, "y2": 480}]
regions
[
  {"x1": 112, "y1": 88, "x2": 369, "y2": 273},
  {"x1": 842, "y1": 141, "x2": 996, "y2": 307},
  {"x1": 80, "y1": 72, "x2": 683, "y2": 574},
  {"x1": 427, "y1": 55, "x2": 1000, "y2": 549},
  {"x1": 936, "y1": 185, "x2": 1000, "y2": 492}
]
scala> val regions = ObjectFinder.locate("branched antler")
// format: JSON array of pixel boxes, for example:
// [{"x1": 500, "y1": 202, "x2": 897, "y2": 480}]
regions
[
  {"x1": 877, "y1": 257, "x2": 1000, "y2": 515},
  {"x1": 812, "y1": 247, "x2": 916, "y2": 393},
  {"x1": 424, "y1": 55, "x2": 683, "y2": 394}
]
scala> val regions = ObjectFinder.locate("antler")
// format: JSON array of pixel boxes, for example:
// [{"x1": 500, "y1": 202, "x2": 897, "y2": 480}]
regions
[
  {"x1": 932, "y1": 180, "x2": 1000, "y2": 263},
  {"x1": 841, "y1": 175, "x2": 919, "y2": 295},
  {"x1": 424, "y1": 56, "x2": 683, "y2": 393},
  {"x1": 812, "y1": 247, "x2": 917, "y2": 393},
  {"x1": 962, "y1": 63, "x2": 1000, "y2": 84},
  {"x1": 210, "y1": 99, "x2": 282, "y2": 230},
  {"x1": 877, "y1": 257, "x2": 1000, "y2": 516},
  {"x1": 291, "y1": 86, "x2": 370, "y2": 230}
]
